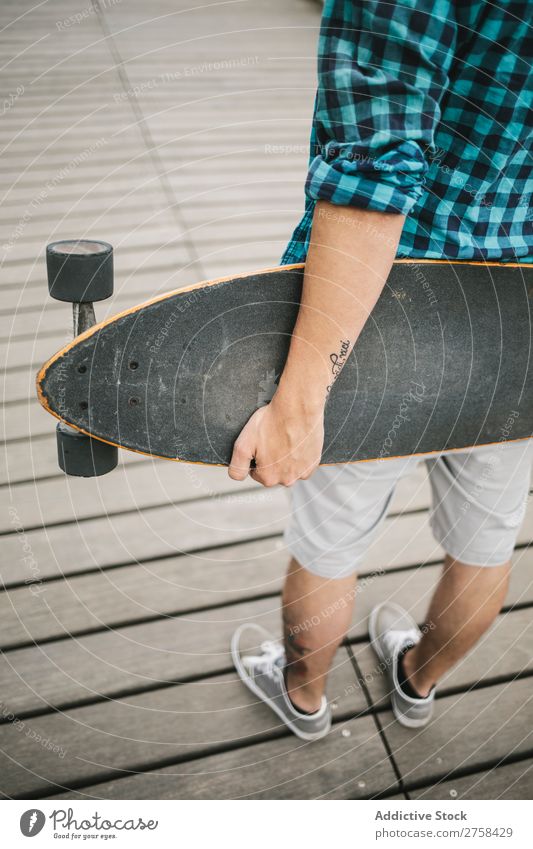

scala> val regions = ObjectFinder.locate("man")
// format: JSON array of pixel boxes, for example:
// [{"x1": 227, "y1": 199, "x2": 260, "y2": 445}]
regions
[{"x1": 228, "y1": 0, "x2": 532, "y2": 738}]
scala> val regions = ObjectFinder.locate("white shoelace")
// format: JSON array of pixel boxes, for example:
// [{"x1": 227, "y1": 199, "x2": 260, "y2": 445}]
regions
[
  {"x1": 243, "y1": 639, "x2": 285, "y2": 677},
  {"x1": 382, "y1": 627, "x2": 420, "y2": 658}
]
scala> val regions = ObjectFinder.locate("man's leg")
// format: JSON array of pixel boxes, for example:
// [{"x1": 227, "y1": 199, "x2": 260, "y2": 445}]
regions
[
  {"x1": 282, "y1": 557, "x2": 357, "y2": 713},
  {"x1": 402, "y1": 554, "x2": 510, "y2": 697},
  {"x1": 402, "y1": 440, "x2": 533, "y2": 698},
  {"x1": 232, "y1": 456, "x2": 418, "y2": 737},
  {"x1": 280, "y1": 456, "x2": 418, "y2": 712}
]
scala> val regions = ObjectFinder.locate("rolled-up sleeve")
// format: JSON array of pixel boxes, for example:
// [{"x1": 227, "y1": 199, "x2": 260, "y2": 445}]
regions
[{"x1": 306, "y1": 0, "x2": 457, "y2": 214}]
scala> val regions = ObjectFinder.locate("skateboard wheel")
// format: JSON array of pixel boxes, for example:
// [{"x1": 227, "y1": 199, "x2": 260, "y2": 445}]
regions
[
  {"x1": 47, "y1": 240, "x2": 113, "y2": 303},
  {"x1": 56, "y1": 422, "x2": 118, "y2": 477}
]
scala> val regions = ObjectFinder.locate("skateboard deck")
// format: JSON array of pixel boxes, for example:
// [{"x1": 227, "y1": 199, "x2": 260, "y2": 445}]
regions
[{"x1": 37, "y1": 260, "x2": 533, "y2": 466}]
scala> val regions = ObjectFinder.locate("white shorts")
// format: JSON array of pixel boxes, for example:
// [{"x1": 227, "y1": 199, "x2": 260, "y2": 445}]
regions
[{"x1": 284, "y1": 440, "x2": 533, "y2": 578}]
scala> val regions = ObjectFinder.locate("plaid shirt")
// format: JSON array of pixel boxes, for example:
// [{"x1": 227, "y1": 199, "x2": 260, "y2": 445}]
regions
[{"x1": 282, "y1": 0, "x2": 532, "y2": 264}]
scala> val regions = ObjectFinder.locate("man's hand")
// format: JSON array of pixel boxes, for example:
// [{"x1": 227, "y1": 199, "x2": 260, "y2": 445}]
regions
[{"x1": 228, "y1": 396, "x2": 324, "y2": 487}]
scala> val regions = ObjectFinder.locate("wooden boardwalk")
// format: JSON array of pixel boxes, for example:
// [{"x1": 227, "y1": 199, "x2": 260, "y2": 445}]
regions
[{"x1": 1, "y1": 0, "x2": 533, "y2": 801}]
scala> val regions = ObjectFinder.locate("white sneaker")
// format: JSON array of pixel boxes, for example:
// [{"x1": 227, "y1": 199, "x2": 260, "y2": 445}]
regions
[
  {"x1": 369, "y1": 601, "x2": 435, "y2": 728},
  {"x1": 231, "y1": 623, "x2": 331, "y2": 741}
]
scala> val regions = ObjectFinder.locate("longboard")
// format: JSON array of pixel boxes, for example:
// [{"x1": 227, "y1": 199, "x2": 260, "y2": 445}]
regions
[{"x1": 37, "y1": 260, "x2": 533, "y2": 467}]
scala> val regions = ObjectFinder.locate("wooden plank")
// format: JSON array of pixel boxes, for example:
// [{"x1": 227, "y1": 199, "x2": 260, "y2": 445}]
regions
[
  {"x1": 4, "y1": 544, "x2": 533, "y2": 718},
  {"x1": 0, "y1": 141, "x2": 306, "y2": 185},
  {"x1": 4, "y1": 400, "x2": 58, "y2": 440},
  {"x1": 0, "y1": 183, "x2": 168, "y2": 223},
  {"x1": 0, "y1": 435, "x2": 146, "y2": 485},
  {"x1": 1, "y1": 68, "x2": 310, "y2": 110},
  {"x1": 1, "y1": 456, "x2": 429, "y2": 532},
  {"x1": 0, "y1": 460, "x2": 258, "y2": 532},
  {"x1": 2, "y1": 221, "x2": 292, "y2": 306},
  {"x1": 0, "y1": 478, "x2": 439, "y2": 586},
  {"x1": 0, "y1": 126, "x2": 141, "y2": 163},
  {"x1": 2, "y1": 216, "x2": 291, "y2": 275},
  {"x1": 0, "y1": 133, "x2": 303, "y2": 181},
  {"x1": 1, "y1": 222, "x2": 187, "y2": 276},
  {"x1": 0, "y1": 241, "x2": 277, "y2": 314},
  {"x1": 3, "y1": 528, "x2": 532, "y2": 653},
  {"x1": 0, "y1": 165, "x2": 161, "y2": 212},
  {"x1": 0, "y1": 171, "x2": 293, "y2": 222},
  {"x1": 0, "y1": 479, "x2": 431, "y2": 646},
  {"x1": 0, "y1": 223, "x2": 283, "y2": 343},
  {"x1": 0, "y1": 157, "x2": 301, "y2": 201},
  {"x1": 0, "y1": 529, "x2": 439, "y2": 713},
  {"x1": 407, "y1": 760, "x2": 533, "y2": 800},
  {"x1": 0, "y1": 207, "x2": 295, "y2": 260},
  {"x1": 1, "y1": 91, "x2": 312, "y2": 128},
  {"x1": 0, "y1": 182, "x2": 299, "y2": 238},
  {"x1": 0, "y1": 435, "x2": 65, "y2": 483},
  {"x1": 0, "y1": 487, "x2": 290, "y2": 584},
  {"x1": 5, "y1": 479, "x2": 533, "y2": 587},
  {"x1": 0, "y1": 196, "x2": 177, "y2": 238},
  {"x1": 0, "y1": 250, "x2": 195, "y2": 313},
  {"x1": 0, "y1": 648, "x2": 367, "y2": 798},
  {"x1": 383, "y1": 679, "x2": 533, "y2": 788},
  {"x1": 0, "y1": 538, "x2": 287, "y2": 647},
  {"x1": 0, "y1": 170, "x2": 300, "y2": 229},
  {"x1": 0, "y1": 294, "x2": 138, "y2": 337},
  {"x1": 0, "y1": 307, "x2": 71, "y2": 343},
  {"x1": 0, "y1": 596, "x2": 283, "y2": 715},
  {"x1": 49, "y1": 713, "x2": 396, "y2": 800},
  {"x1": 0, "y1": 182, "x2": 302, "y2": 236}
]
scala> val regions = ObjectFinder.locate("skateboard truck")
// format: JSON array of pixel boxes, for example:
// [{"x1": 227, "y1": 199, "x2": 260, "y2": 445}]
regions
[{"x1": 46, "y1": 240, "x2": 118, "y2": 477}]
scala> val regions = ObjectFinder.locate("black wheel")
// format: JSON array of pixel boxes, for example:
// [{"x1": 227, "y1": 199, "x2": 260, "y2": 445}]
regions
[
  {"x1": 47, "y1": 240, "x2": 113, "y2": 303},
  {"x1": 56, "y1": 422, "x2": 118, "y2": 477}
]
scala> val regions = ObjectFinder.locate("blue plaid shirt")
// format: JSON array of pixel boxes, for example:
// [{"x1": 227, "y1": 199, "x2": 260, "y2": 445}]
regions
[{"x1": 282, "y1": 0, "x2": 532, "y2": 264}]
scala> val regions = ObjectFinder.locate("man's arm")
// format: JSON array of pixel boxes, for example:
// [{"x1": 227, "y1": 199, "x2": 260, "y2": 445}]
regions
[
  {"x1": 228, "y1": 0, "x2": 457, "y2": 486},
  {"x1": 228, "y1": 201, "x2": 405, "y2": 486}
]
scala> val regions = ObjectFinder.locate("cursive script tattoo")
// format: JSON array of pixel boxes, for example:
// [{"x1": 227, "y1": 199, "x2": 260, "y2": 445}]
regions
[{"x1": 326, "y1": 339, "x2": 350, "y2": 394}]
